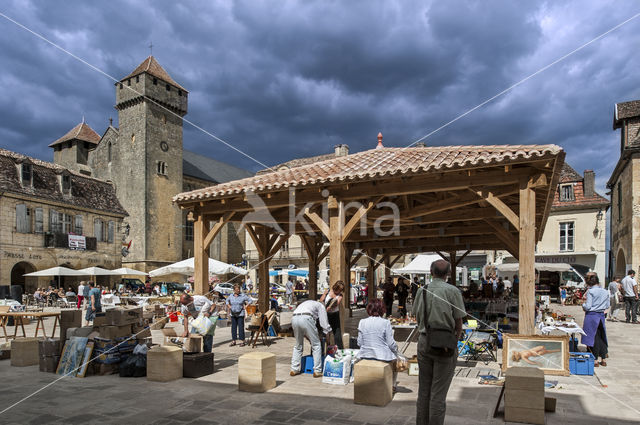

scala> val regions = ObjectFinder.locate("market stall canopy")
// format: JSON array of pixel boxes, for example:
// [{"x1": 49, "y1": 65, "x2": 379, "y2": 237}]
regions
[
  {"x1": 78, "y1": 266, "x2": 121, "y2": 276},
  {"x1": 148, "y1": 257, "x2": 248, "y2": 277},
  {"x1": 496, "y1": 262, "x2": 572, "y2": 273},
  {"x1": 394, "y1": 254, "x2": 442, "y2": 274},
  {"x1": 269, "y1": 269, "x2": 309, "y2": 277},
  {"x1": 24, "y1": 266, "x2": 86, "y2": 276},
  {"x1": 110, "y1": 267, "x2": 147, "y2": 276}
]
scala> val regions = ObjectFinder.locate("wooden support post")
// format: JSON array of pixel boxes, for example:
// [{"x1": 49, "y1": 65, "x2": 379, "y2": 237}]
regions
[
  {"x1": 383, "y1": 254, "x2": 391, "y2": 282},
  {"x1": 301, "y1": 235, "x2": 322, "y2": 301},
  {"x1": 449, "y1": 251, "x2": 457, "y2": 286},
  {"x1": 308, "y1": 257, "x2": 318, "y2": 300},
  {"x1": 246, "y1": 224, "x2": 272, "y2": 313},
  {"x1": 518, "y1": 180, "x2": 536, "y2": 335},
  {"x1": 193, "y1": 212, "x2": 209, "y2": 295},
  {"x1": 344, "y1": 245, "x2": 354, "y2": 317},
  {"x1": 328, "y1": 196, "x2": 346, "y2": 337},
  {"x1": 366, "y1": 250, "x2": 376, "y2": 303}
]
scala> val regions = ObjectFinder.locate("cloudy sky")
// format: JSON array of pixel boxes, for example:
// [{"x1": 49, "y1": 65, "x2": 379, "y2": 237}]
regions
[{"x1": 1, "y1": 1, "x2": 639, "y2": 193}]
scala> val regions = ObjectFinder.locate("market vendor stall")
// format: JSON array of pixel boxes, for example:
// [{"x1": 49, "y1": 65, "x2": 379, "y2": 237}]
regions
[{"x1": 0, "y1": 311, "x2": 60, "y2": 340}]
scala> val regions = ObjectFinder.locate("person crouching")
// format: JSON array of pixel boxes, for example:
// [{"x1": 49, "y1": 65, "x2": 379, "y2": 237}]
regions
[{"x1": 290, "y1": 300, "x2": 331, "y2": 377}]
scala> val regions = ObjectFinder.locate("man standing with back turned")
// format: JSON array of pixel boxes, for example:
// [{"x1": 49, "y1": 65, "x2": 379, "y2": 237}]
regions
[{"x1": 412, "y1": 260, "x2": 466, "y2": 425}]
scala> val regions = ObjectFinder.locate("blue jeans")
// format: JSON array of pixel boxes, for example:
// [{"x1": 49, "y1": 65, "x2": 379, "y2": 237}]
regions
[
  {"x1": 231, "y1": 315, "x2": 245, "y2": 341},
  {"x1": 203, "y1": 334, "x2": 213, "y2": 353}
]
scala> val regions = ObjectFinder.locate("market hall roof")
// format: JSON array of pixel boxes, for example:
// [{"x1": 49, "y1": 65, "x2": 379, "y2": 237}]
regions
[
  {"x1": 48, "y1": 122, "x2": 101, "y2": 147},
  {"x1": 0, "y1": 148, "x2": 127, "y2": 216},
  {"x1": 121, "y1": 55, "x2": 188, "y2": 92},
  {"x1": 174, "y1": 144, "x2": 563, "y2": 202}
]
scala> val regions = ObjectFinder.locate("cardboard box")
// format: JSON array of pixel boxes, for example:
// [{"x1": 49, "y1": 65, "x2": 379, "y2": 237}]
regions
[
  {"x1": 238, "y1": 352, "x2": 276, "y2": 393},
  {"x1": 504, "y1": 407, "x2": 545, "y2": 425},
  {"x1": 99, "y1": 325, "x2": 133, "y2": 340},
  {"x1": 93, "y1": 313, "x2": 108, "y2": 327},
  {"x1": 161, "y1": 328, "x2": 178, "y2": 337},
  {"x1": 92, "y1": 362, "x2": 119, "y2": 375},
  {"x1": 147, "y1": 346, "x2": 183, "y2": 382},
  {"x1": 66, "y1": 326, "x2": 96, "y2": 339},
  {"x1": 353, "y1": 360, "x2": 393, "y2": 407},
  {"x1": 106, "y1": 307, "x2": 143, "y2": 326},
  {"x1": 184, "y1": 335, "x2": 202, "y2": 353},
  {"x1": 11, "y1": 337, "x2": 39, "y2": 367},
  {"x1": 39, "y1": 355, "x2": 60, "y2": 373},
  {"x1": 60, "y1": 309, "x2": 82, "y2": 325},
  {"x1": 183, "y1": 352, "x2": 214, "y2": 378},
  {"x1": 149, "y1": 317, "x2": 168, "y2": 330},
  {"x1": 38, "y1": 338, "x2": 61, "y2": 358}
]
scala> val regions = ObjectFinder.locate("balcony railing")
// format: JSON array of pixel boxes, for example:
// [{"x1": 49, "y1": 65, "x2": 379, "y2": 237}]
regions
[{"x1": 44, "y1": 232, "x2": 97, "y2": 251}]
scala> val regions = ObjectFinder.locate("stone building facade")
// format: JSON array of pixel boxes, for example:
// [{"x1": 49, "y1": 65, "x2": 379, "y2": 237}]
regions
[
  {"x1": 0, "y1": 148, "x2": 127, "y2": 293},
  {"x1": 502, "y1": 163, "x2": 609, "y2": 279},
  {"x1": 608, "y1": 99, "x2": 640, "y2": 277},
  {"x1": 51, "y1": 56, "x2": 251, "y2": 273}
]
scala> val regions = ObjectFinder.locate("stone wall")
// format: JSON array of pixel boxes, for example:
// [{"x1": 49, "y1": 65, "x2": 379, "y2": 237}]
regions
[
  {"x1": 610, "y1": 157, "x2": 637, "y2": 275},
  {"x1": 0, "y1": 194, "x2": 124, "y2": 292}
]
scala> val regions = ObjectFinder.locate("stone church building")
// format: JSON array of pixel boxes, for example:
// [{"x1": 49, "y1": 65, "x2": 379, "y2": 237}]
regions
[{"x1": 51, "y1": 56, "x2": 252, "y2": 272}]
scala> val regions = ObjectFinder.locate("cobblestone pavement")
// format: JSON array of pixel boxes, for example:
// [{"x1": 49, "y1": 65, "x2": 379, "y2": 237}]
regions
[{"x1": 0, "y1": 304, "x2": 638, "y2": 424}]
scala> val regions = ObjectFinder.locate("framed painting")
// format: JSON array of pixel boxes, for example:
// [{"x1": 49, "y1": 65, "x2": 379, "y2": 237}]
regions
[
  {"x1": 56, "y1": 336, "x2": 88, "y2": 377},
  {"x1": 501, "y1": 334, "x2": 570, "y2": 376},
  {"x1": 76, "y1": 341, "x2": 94, "y2": 378}
]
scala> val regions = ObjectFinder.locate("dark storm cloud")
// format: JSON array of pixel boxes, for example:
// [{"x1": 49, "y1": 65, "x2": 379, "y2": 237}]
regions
[{"x1": 1, "y1": 0, "x2": 639, "y2": 194}]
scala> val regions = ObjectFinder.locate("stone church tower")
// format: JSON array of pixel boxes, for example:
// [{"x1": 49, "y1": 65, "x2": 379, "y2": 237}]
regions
[{"x1": 92, "y1": 56, "x2": 188, "y2": 270}]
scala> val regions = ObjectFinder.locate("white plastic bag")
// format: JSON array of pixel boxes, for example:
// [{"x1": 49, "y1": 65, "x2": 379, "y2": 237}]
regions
[
  {"x1": 189, "y1": 313, "x2": 214, "y2": 336},
  {"x1": 322, "y1": 353, "x2": 352, "y2": 385}
]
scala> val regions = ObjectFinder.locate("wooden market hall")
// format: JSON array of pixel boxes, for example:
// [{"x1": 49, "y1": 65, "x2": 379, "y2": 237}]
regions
[{"x1": 174, "y1": 142, "x2": 565, "y2": 335}]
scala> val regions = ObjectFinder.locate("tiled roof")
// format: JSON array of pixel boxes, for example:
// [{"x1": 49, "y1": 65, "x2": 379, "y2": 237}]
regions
[
  {"x1": 256, "y1": 153, "x2": 335, "y2": 175},
  {"x1": 49, "y1": 122, "x2": 101, "y2": 147},
  {"x1": 174, "y1": 144, "x2": 563, "y2": 203},
  {"x1": 121, "y1": 56, "x2": 187, "y2": 92},
  {"x1": 0, "y1": 148, "x2": 127, "y2": 216},
  {"x1": 613, "y1": 100, "x2": 640, "y2": 128},
  {"x1": 183, "y1": 150, "x2": 253, "y2": 184},
  {"x1": 559, "y1": 163, "x2": 582, "y2": 182}
]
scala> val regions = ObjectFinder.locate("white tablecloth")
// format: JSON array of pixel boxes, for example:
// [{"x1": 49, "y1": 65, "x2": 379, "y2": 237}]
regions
[{"x1": 538, "y1": 322, "x2": 586, "y2": 336}]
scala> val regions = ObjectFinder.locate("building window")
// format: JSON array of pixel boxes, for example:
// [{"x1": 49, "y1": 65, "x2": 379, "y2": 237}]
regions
[
  {"x1": 107, "y1": 141, "x2": 112, "y2": 162},
  {"x1": 62, "y1": 175, "x2": 71, "y2": 194},
  {"x1": 153, "y1": 78, "x2": 158, "y2": 85},
  {"x1": 94, "y1": 219, "x2": 104, "y2": 242},
  {"x1": 50, "y1": 209, "x2": 61, "y2": 233},
  {"x1": 157, "y1": 161, "x2": 167, "y2": 176},
  {"x1": 136, "y1": 75, "x2": 139, "y2": 83},
  {"x1": 16, "y1": 204, "x2": 31, "y2": 233},
  {"x1": 21, "y1": 163, "x2": 32, "y2": 186},
  {"x1": 119, "y1": 83, "x2": 123, "y2": 89},
  {"x1": 178, "y1": 90, "x2": 182, "y2": 96},
  {"x1": 618, "y1": 183, "x2": 622, "y2": 222},
  {"x1": 559, "y1": 184, "x2": 574, "y2": 201},
  {"x1": 166, "y1": 84, "x2": 170, "y2": 91},
  {"x1": 35, "y1": 208, "x2": 43, "y2": 233},
  {"x1": 559, "y1": 222, "x2": 574, "y2": 252},
  {"x1": 62, "y1": 213, "x2": 72, "y2": 233},
  {"x1": 74, "y1": 215, "x2": 83, "y2": 235},
  {"x1": 127, "y1": 79, "x2": 131, "y2": 86},
  {"x1": 185, "y1": 216, "x2": 193, "y2": 241}
]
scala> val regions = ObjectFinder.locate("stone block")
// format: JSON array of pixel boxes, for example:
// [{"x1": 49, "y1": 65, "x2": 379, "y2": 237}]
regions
[
  {"x1": 353, "y1": 360, "x2": 393, "y2": 407},
  {"x1": 545, "y1": 396, "x2": 556, "y2": 412},
  {"x1": 504, "y1": 389, "x2": 545, "y2": 410},
  {"x1": 99, "y1": 325, "x2": 133, "y2": 340},
  {"x1": 505, "y1": 366, "x2": 544, "y2": 391},
  {"x1": 38, "y1": 338, "x2": 61, "y2": 358},
  {"x1": 504, "y1": 406, "x2": 545, "y2": 425},
  {"x1": 147, "y1": 346, "x2": 183, "y2": 382},
  {"x1": 66, "y1": 326, "x2": 96, "y2": 339},
  {"x1": 60, "y1": 309, "x2": 82, "y2": 326},
  {"x1": 39, "y1": 355, "x2": 60, "y2": 373},
  {"x1": 238, "y1": 352, "x2": 276, "y2": 393},
  {"x1": 11, "y1": 337, "x2": 39, "y2": 367}
]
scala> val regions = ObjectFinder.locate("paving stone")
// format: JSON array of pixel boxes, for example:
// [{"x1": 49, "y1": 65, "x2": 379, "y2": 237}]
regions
[
  {"x1": 28, "y1": 414, "x2": 62, "y2": 425},
  {"x1": 261, "y1": 409, "x2": 299, "y2": 422},
  {"x1": 295, "y1": 408, "x2": 336, "y2": 421}
]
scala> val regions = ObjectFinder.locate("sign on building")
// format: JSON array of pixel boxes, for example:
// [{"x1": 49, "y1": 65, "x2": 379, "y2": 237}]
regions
[{"x1": 68, "y1": 234, "x2": 86, "y2": 250}]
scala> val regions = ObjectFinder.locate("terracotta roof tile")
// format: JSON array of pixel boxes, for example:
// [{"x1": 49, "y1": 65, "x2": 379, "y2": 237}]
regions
[
  {"x1": 121, "y1": 56, "x2": 187, "y2": 92},
  {"x1": 49, "y1": 122, "x2": 101, "y2": 147},
  {"x1": 174, "y1": 144, "x2": 563, "y2": 203},
  {"x1": 0, "y1": 148, "x2": 127, "y2": 216}
]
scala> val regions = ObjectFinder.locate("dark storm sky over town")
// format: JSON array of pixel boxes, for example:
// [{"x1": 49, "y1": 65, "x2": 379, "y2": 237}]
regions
[{"x1": 0, "y1": 1, "x2": 639, "y2": 193}]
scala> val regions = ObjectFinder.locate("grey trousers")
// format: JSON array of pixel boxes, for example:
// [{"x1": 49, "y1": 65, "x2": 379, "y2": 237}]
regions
[
  {"x1": 291, "y1": 315, "x2": 323, "y2": 373},
  {"x1": 416, "y1": 334, "x2": 457, "y2": 425}
]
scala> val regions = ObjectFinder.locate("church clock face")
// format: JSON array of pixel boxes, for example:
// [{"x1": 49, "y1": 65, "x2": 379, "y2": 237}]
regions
[{"x1": 160, "y1": 141, "x2": 169, "y2": 152}]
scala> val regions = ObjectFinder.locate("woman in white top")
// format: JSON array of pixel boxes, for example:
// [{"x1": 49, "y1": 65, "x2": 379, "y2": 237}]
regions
[
  {"x1": 320, "y1": 280, "x2": 344, "y2": 348},
  {"x1": 356, "y1": 299, "x2": 399, "y2": 389}
]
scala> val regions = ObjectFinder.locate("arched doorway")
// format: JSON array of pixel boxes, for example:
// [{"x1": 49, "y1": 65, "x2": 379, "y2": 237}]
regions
[
  {"x1": 615, "y1": 248, "x2": 627, "y2": 277},
  {"x1": 10, "y1": 262, "x2": 37, "y2": 293}
]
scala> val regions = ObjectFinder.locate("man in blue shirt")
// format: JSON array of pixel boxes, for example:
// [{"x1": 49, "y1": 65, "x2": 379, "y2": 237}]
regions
[{"x1": 85, "y1": 281, "x2": 101, "y2": 326}]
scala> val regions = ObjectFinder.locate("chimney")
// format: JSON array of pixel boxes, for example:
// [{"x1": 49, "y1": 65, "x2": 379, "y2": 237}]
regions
[
  {"x1": 334, "y1": 144, "x2": 349, "y2": 157},
  {"x1": 584, "y1": 169, "x2": 595, "y2": 198},
  {"x1": 376, "y1": 132, "x2": 384, "y2": 149},
  {"x1": 415, "y1": 142, "x2": 426, "y2": 147}
]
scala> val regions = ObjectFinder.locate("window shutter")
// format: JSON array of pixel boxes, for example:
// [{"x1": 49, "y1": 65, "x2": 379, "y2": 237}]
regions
[
  {"x1": 108, "y1": 221, "x2": 114, "y2": 243},
  {"x1": 35, "y1": 208, "x2": 43, "y2": 233},
  {"x1": 50, "y1": 209, "x2": 59, "y2": 233},
  {"x1": 75, "y1": 215, "x2": 83, "y2": 235},
  {"x1": 16, "y1": 204, "x2": 27, "y2": 233},
  {"x1": 94, "y1": 219, "x2": 102, "y2": 242}
]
